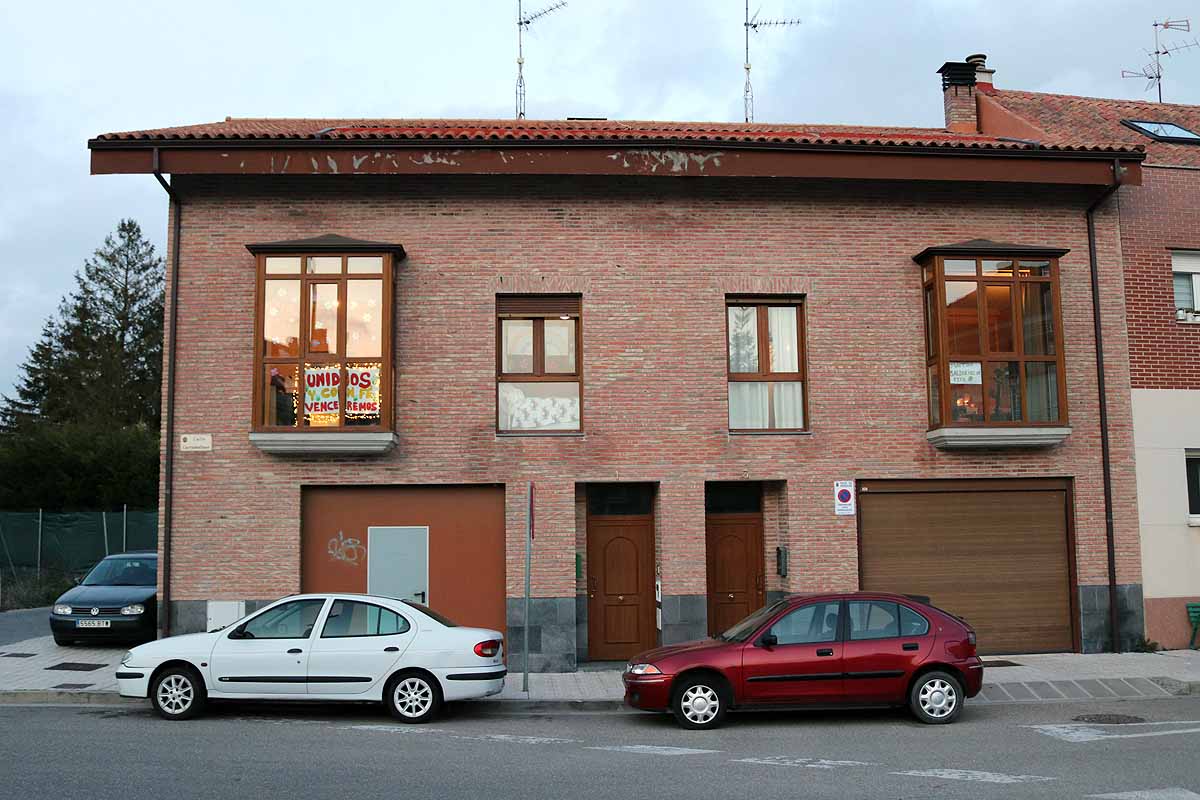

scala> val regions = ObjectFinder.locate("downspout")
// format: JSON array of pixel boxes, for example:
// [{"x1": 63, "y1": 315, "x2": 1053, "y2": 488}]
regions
[
  {"x1": 153, "y1": 148, "x2": 180, "y2": 638},
  {"x1": 1085, "y1": 159, "x2": 1125, "y2": 653}
]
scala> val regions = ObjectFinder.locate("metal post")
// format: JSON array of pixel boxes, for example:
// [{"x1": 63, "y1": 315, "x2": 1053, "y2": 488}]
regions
[
  {"x1": 0, "y1": 521, "x2": 16, "y2": 579},
  {"x1": 522, "y1": 482, "x2": 533, "y2": 693},
  {"x1": 36, "y1": 509, "x2": 42, "y2": 578},
  {"x1": 122, "y1": 504, "x2": 127, "y2": 552},
  {"x1": 102, "y1": 511, "x2": 109, "y2": 557}
]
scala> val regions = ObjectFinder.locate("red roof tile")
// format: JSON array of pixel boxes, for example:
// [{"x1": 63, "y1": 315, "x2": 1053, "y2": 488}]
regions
[
  {"x1": 91, "y1": 117, "x2": 1141, "y2": 155},
  {"x1": 985, "y1": 90, "x2": 1200, "y2": 166}
]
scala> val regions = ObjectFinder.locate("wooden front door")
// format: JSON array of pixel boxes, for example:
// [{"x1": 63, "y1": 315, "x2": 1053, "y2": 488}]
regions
[
  {"x1": 705, "y1": 513, "x2": 765, "y2": 636},
  {"x1": 587, "y1": 515, "x2": 656, "y2": 661}
]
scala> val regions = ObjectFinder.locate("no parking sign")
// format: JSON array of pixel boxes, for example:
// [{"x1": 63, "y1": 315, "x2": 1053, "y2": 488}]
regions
[{"x1": 834, "y1": 481, "x2": 856, "y2": 516}]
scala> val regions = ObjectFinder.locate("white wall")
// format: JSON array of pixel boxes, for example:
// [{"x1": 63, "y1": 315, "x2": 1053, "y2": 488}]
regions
[{"x1": 1133, "y1": 389, "x2": 1200, "y2": 598}]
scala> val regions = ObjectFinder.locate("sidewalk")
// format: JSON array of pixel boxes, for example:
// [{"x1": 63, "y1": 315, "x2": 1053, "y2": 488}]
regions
[{"x1": 2, "y1": 632, "x2": 1198, "y2": 706}]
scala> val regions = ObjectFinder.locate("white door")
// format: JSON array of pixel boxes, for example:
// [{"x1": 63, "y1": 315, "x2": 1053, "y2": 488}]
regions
[
  {"x1": 306, "y1": 599, "x2": 417, "y2": 696},
  {"x1": 368, "y1": 526, "x2": 429, "y2": 605},
  {"x1": 208, "y1": 598, "x2": 328, "y2": 695}
]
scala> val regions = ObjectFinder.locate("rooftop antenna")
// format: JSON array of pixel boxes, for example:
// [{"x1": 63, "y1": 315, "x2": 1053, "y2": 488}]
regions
[
  {"x1": 743, "y1": 1, "x2": 801, "y2": 123},
  {"x1": 516, "y1": 0, "x2": 567, "y2": 119},
  {"x1": 1121, "y1": 18, "x2": 1198, "y2": 102}
]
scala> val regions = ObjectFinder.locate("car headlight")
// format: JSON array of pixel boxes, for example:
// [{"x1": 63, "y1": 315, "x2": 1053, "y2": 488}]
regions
[
  {"x1": 120, "y1": 651, "x2": 133, "y2": 667},
  {"x1": 53, "y1": 604, "x2": 72, "y2": 615},
  {"x1": 120, "y1": 604, "x2": 144, "y2": 616},
  {"x1": 627, "y1": 663, "x2": 662, "y2": 675}
]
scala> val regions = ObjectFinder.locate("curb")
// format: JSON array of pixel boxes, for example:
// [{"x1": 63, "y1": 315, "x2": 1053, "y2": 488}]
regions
[{"x1": 0, "y1": 690, "x2": 139, "y2": 705}]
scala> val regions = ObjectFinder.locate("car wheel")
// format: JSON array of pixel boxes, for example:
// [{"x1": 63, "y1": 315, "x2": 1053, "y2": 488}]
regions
[
  {"x1": 671, "y1": 675, "x2": 729, "y2": 730},
  {"x1": 385, "y1": 671, "x2": 442, "y2": 724},
  {"x1": 151, "y1": 666, "x2": 205, "y2": 721},
  {"x1": 909, "y1": 671, "x2": 963, "y2": 724},
  {"x1": 52, "y1": 635, "x2": 73, "y2": 647}
]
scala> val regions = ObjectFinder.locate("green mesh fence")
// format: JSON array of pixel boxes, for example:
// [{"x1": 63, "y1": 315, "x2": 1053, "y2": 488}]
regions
[{"x1": 0, "y1": 510, "x2": 157, "y2": 576}]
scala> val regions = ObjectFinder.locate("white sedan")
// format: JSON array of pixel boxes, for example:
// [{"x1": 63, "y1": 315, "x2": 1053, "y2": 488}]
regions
[{"x1": 117, "y1": 593, "x2": 505, "y2": 721}]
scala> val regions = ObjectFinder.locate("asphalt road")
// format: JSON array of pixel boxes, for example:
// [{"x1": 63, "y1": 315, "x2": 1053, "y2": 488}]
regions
[
  {"x1": 0, "y1": 607, "x2": 49, "y2": 646},
  {"x1": 1, "y1": 697, "x2": 1199, "y2": 800}
]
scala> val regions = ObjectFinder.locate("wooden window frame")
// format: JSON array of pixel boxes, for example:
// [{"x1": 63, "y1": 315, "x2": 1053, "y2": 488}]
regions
[
  {"x1": 495, "y1": 299, "x2": 584, "y2": 434},
  {"x1": 252, "y1": 252, "x2": 394, "y2": 433},
  {"x1": 921, "y1": 255, "x2": 1068, "y2": 429},
  {"x1": 724, "y1": 297, "x2": 809, "y2": 433}
]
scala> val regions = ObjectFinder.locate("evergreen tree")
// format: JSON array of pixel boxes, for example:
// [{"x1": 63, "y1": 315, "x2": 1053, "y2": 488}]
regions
[
  {"x1": 0, "y1": 220, "x2": 164, "y2": 509},
  {"x1": 2, "y1": 219, "x2": 164, "y2": 431}
]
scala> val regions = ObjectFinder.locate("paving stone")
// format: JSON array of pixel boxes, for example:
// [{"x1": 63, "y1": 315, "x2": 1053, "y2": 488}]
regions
[
  {"x1": 1099, "y1": 678, "x2": 1142, "y2": 697},
  {"x1": 1122, "y1": 676, "x2": 1171, "y2": 697},
  {"x1": 1051, "y1": 680, "x2": 1090, "y2": 699},
  {"x1": 1076, "y1": 679, "x2": 1117, "y2": 698},
  {"x1": 1026, "y1": 681, "x2": 1065, "y2": 700},
  {"x1": 999, "y1": 682, "x2": 1036, "y2": 700}
]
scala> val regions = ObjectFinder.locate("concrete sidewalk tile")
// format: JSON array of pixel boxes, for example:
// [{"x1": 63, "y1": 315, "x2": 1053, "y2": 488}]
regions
[
  {"x1": 1099, "y1": 678, "x2": 1141, "y2": 697},
  {"x1": 999, "y1": 682, "x2": 1036, "y2": 701},
  {"x1": 1051, "y1": 680, "x2": 1089, "y2": 699},
  {"x1": 1075, "y1": 679, "x2": 1117, "y2": 698},
  {"x1": 1025, "y1": 681, "x2": 1065, "y2": 700},
  {"x1": 1123, "y1": 677, "x2": 1171, "y2": 696},
  {"x1": 976, "y1": 686, "x2": 1011, "y2": 703}
]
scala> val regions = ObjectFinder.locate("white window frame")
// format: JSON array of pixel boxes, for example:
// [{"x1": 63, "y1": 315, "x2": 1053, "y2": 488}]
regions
[{"x1": 1171, "y1": 251, "x2": 1200, "y2": 321}]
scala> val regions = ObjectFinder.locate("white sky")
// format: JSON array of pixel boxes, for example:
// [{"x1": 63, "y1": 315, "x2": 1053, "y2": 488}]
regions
[{"x1": 2, "y1": 0, "x2": 1199, "y2": 397}]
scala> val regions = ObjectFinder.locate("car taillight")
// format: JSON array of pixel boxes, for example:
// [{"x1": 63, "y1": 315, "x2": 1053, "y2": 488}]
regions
[{"x1": 474, "y1": 640, "x2": 501, "y2": 658}]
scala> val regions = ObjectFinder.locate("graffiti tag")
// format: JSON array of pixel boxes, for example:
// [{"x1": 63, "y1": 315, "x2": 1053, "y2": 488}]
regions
[{"x1": 327, "y1": 531, "x2": 366, "y2": 566}]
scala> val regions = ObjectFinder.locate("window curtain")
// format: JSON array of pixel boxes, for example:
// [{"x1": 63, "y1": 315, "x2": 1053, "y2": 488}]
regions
[
  {"x1": 767, "y1": 307, "x2": 799, "y2": 371},
  {"x1": 729, "y1": 382, "x2": 769, "y2": 428},
  {"x1": 772, "y1": 382, "x2": 804, "y2": 428}
]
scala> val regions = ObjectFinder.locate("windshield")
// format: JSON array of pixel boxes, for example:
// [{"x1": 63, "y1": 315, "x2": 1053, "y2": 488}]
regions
[
  {"x1": 82, "y1": 557, "x2": 157, "y2": 587},
  {"x1": 402, "y1": 601, "x2": 458, "y2": 627},
  {"x1": 718, "y1": 600, "x2": 786, "y2": 643}
]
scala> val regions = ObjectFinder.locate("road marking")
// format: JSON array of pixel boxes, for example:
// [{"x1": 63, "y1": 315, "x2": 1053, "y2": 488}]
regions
[
  {"x1": 893, "y1": 769, "x2": 1056, "y2": 785},
  {"x1": 587, "y1": 745, "x2": 721, "y2": 756},
  {"x1": 1088, "y1": 790, "x2": 1200, "y2": 800},
  {"x1": 733, "y1": 756, "x2": 874, "y2": 770},
  {"x1": 345, "y1": 724, "x2": 443, "y2": 735},
  {"x1": 452, "y1": 733, "x2": 578, "y2": 745},
  {"x1": 1029, "y1": 721, "x2": 1200, "y2": 743}
]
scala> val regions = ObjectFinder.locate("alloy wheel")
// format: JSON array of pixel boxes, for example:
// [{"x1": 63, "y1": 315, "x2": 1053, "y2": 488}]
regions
[
  {"x1": 918, "y1": 678, "x2": 957, "y2": 718},
  {"x1": 394, "y1": 677, "x2": 434, "y2": 718},
  {"x1": 157, "y1": 674, "x2": 194, "y2": 716},
  {"x1": 680, "y1": 684, "x2": 720, "y2": 726}
]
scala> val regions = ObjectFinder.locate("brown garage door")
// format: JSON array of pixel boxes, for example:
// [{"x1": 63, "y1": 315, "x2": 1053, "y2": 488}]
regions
[
  {"x1": 301, "y1": 485, "x2": 506, "y2": 635},
  {"x1": 859, "y1": 479, "x2": 1076, "y2": 655}
]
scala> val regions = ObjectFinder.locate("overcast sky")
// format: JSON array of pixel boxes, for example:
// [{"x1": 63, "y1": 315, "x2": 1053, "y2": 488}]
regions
[{"x1": 2, "y1": 0, "x2": 1199, "y2": 397}]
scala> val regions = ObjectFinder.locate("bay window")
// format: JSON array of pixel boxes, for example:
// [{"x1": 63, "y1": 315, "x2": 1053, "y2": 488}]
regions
[
  {"x1": 726, "y1": 298, "x2": 807, "y2": 431},
  {"x1": 918, "y1": 245, "x2": 1068, "y2": 432},
  {"x1": 249, "y1": 237, "x2": 399, "y2": 435},
  {"x1": 496, "y1": 294, "x2": 582, "y2": 433}
]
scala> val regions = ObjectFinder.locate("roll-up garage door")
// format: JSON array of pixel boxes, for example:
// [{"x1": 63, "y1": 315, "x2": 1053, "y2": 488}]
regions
[{"x1": 859, "y1": 479, "x2": 1075, "y2": 655}]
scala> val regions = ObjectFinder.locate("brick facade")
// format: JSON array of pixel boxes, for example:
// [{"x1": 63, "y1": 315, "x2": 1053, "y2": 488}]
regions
[
  {"x1": 1118, "y1": 166, "x2": 1200, "y2": 389},
  {"x1": 155, "y1": 172, "x2": 1141, "y2": 659}
]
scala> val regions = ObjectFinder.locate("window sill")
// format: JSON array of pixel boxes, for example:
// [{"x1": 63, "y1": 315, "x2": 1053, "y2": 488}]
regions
[
  {"x1": 496, "y1": 431, "x2": 585, "y2": 438},
  {"x1": 729, "y1": 429, "x2": 813, "y2": 436},
  {"x1": 1176, "y1": 316, "x2": 1200, "y2": 325},
  {"x1": 249, "y1": 431, "x2": 397, "y2": 455},
  {"x1": 926, "y1": 426, "x2": 1071, "y2": 450}
]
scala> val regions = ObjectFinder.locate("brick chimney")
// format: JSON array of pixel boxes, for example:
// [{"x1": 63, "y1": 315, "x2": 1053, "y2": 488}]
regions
[{"x1": 937, "y1": 60, "x2": 979, "y2": 133}]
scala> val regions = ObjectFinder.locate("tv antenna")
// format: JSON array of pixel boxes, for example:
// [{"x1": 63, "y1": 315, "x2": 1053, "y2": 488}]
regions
[
  {"x1": 743, "y1": 1, "x2": 801, "y2": 123},
  {"x1": 516, "y1": 0, "x2": 567, "y2": 119},
  {"x1": 1121, "y1": 18, "x2": 1198, "y2": 102}
]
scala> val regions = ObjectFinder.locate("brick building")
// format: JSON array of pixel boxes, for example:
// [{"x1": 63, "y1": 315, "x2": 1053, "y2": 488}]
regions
[
  {"x1": 90, "y1": 90, "x2": 1147, "y2": 667},
  {"x1": 959, "y1": 54, "x2": 1200, "y2": 649}
]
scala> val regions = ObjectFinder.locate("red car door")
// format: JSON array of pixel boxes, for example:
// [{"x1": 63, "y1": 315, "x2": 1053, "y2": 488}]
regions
[
  {"x1": 741, "y1": 600, "x2": 844, "y2": 704},
  {"x1": 841, "y1": 600, "x2": 933, "y2": 703}
]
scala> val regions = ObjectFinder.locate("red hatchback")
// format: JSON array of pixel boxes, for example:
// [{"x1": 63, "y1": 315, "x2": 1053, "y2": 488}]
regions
[{"x1": 623, "y1": 592, "x2": 983, "y2": 729}]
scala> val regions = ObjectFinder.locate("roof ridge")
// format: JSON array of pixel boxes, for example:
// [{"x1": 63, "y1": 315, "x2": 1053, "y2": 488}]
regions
[{"x1": 995, "y1": 88, "x2": 1200, "y2": 111}]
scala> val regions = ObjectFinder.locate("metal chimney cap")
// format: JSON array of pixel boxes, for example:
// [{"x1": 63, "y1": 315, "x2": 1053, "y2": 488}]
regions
[{"x1": 965, "y1": 53, "x2": 988, "y2": 66}]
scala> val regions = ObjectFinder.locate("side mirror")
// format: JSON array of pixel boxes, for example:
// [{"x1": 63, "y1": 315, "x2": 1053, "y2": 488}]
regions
[{"x1": 758, "y1": 633, "x2": 778, "y2": 648}]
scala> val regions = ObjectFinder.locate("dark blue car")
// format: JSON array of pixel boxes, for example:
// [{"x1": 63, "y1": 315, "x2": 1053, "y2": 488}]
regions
[{"x1": 49, "y1": 552, "x2": 157, "y2": 646}]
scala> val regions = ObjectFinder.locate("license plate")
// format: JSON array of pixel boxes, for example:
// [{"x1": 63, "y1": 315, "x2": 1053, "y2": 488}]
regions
[{"x1": 76, "y1": 620, "x2": 110, "y2": 628}]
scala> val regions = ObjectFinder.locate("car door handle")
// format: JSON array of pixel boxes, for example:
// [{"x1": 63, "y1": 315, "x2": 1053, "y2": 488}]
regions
[
  {"x1": 816, "y1": 648, "x2": 834, "y2": 657},
  {"x1": 384, "y1": 647, "x2": 399, "y2": 653},
  {"x1": 902, "y1": 642, "x2": 920, "y2": 651},
  {"x1": 287, "y1": 648, "x2": 302, "y2": 654}
]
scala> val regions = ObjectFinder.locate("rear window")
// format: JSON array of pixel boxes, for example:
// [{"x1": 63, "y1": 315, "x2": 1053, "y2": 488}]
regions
[{"x1": 402, "y1": 601, "x2": 458, "y2": 627}]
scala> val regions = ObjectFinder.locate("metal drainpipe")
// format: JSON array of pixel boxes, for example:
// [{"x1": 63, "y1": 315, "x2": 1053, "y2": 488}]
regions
[
  {"x1": 152, "y1": 148, "x2": 181, "y2": 638},
  {"x1": 1085, "y1": 159, "x2": 1126, "y2": 653}
]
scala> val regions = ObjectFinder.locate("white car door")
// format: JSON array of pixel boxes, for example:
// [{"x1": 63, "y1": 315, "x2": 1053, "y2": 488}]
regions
[
  {"x1": 306, "y1": 599, "x2": 417, "y2": 696},
  {"x1": 209, "y1": 598, "x2": 328, "y2": 695}
]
